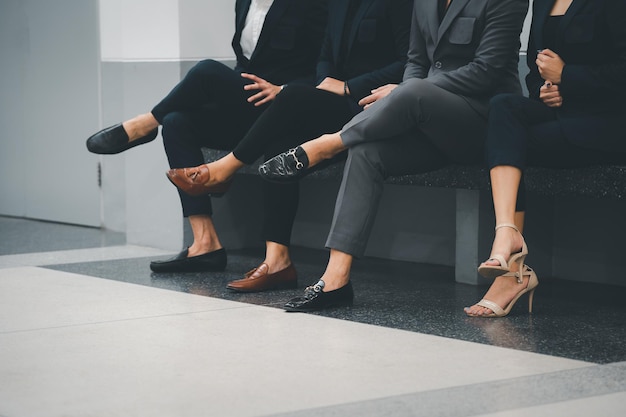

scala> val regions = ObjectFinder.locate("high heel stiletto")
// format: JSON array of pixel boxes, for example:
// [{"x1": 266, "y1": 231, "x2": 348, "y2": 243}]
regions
[
  {"x1": 467, "y1": 266, "x2": 539, "y2": 317},
  {"x1": 478, "y1": 223, "x2": 528, "y2": 279}
]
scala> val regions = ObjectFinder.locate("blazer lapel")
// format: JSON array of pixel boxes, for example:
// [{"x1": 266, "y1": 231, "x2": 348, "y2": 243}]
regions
[
  {"x1": 236, "y1": 0, "x2": 253, "y2": 32},
  {"x1": 531, "y1": 0, "x2": 553, "y2": 50},
  {"x1": 346, "y1": 0, "x2": 377, "y2": 57},
  {"x1": 438, "y1": 0, "x2": 470, "y2": 42},
  {"x1": 425, "y1": 0, "x2": 440, "y2": 44},
  {"x1": 556, "y1": 0, "x2": 587, "y2": 49},
  {"x1": 332, "y1": 0, "x2": 352, "y2": 65},
  {"x1": 250, "y1": 0, "x2": 290, "y2": 61}
]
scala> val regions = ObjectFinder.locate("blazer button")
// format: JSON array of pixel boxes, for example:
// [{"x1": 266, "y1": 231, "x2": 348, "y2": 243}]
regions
[{"x1": 434, "y1": 61, "x2": 442, "y2": 69}]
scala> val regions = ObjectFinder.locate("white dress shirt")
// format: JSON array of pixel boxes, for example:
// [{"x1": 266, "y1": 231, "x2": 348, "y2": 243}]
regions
[{"x1": 240, "y1": 0, "x2": 275, "y2": 59}]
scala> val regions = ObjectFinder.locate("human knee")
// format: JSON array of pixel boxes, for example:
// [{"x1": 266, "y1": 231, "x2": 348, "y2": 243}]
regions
[
  {"x1": 489, "y1": 93, "x2": 524, "y2": 117},
  {"x1": 393, "y1": 78, "x2": 439, "y2": 106},
  {"x1": 188, "y1": 59, "x2": 223, "y2": 75},
  {"x1": 276, "y1": 83, "x2": 308, "y2": 100}
]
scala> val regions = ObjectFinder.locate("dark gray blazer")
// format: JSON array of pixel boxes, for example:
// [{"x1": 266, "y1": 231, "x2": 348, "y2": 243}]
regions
[{"x1": 404, "y1": 0, "x2": 529, "y2": 117}]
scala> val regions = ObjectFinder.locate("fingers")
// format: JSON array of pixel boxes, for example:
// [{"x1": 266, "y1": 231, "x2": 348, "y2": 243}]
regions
[
  {"x1": 252, "y1": 95, "x2": 273, "y2": 107},
  {"x1": 247, "y1": 91, "x2": 265, "y2": 104},
  {"x1": 539, "y1": 81, "x2": 563, "y2": 107},
  {"x1": 540, "y1": 92, "x2": 563, "y2": 107},
  {"x1": 539, "y1": 48, "x2": 557, "y2": 58},
  {"x1": 358, "y1": 93, "x2": 377, "y2": 107},
  {"x1": 240, "y1": 72, "x2": 261, "y2": 82},
  {"x1": 242, "y1": 73, "x2": 271, "y2": 93},
  {"x1": 358, "y1": 84, "x2": 397, "y2": 107}
]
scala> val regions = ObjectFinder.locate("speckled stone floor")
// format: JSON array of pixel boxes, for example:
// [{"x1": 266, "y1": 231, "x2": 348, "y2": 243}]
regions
[
  {"x1": 1, "y1": 216, "x2": 625, "y2": 417},
  {"x1": 43, "y1": 245, "x2": 626, "y2": 365}
]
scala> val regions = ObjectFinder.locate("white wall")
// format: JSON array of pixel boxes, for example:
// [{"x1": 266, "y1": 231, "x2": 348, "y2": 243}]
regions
[
  {"x1": 0, "y1": 0, "x2": 102, "y2": 227},
  {"x1": 99, "y1": 0, "x2": 235, "y2": 61},
  {"x1": 95, "y1": 0, "x2": 236, "y2": 250},
  {"x1": 99, "y1": 0, "x2": 180, "y2": 61}
]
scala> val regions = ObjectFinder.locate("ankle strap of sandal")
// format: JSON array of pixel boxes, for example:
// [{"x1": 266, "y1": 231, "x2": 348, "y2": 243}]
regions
[{"x1": 495, "y1": 223, "x2": 519, "y2": 233}]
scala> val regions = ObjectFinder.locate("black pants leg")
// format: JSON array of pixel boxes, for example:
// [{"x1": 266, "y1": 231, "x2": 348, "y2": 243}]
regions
[
  {"x1": 232, "y1": 84, "x2": 355, "y2": 246},
  {"x1": 232, "y1": 84, "x2": 355, "y2": 164},
  {"x1": 156, "y1": 60, "x2": 267, "y2": 217},
  {"x1": 486, "y1": 94, "x2": 618, "y2": 211}
]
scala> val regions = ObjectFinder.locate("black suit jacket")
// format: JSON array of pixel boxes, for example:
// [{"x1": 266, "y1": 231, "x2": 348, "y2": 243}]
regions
[
  {"x1": 316, "y1": 0, "x2": 412, "y2": 103},
  {"x1": 404, "y1": 0, "x2": 529, "y2": 118},
  {"x1": 232, "y1": 0, "x2": 328, "y2": 86},
  {"x1": 526, "y1": 0, "x2": 626, "y2": 151}
]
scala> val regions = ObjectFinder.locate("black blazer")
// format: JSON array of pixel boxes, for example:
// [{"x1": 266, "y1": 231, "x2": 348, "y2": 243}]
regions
[
  {"x1": 404, "y1": 0, "x2": 529, "y2": 118},
  {"x1": 526, "y1": 0, "x2": 626, "y2": 151},
  {"x1": 232, "y1": 0, "x2": 328, "y2": 86},
  {"x1": 316, "y1": 0, "x2": 412, "y2": 104}
]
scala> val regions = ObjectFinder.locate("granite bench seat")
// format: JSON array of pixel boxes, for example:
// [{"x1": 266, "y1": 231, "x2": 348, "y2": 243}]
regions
[
  {"x1": 204, "y1": 148, "x2": 626, "y2": 200},
  {"x1": 204, "y1": 147, "x2": 626, "y2": 285}
]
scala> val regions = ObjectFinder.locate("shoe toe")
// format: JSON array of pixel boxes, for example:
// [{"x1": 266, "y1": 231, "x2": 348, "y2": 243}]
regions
[
  {"x1": 86, "y1": 124, "x2": 128, "y2": 154},
  {"x1": 86, "y1": 124, "x2": 157, "y2": 154}
]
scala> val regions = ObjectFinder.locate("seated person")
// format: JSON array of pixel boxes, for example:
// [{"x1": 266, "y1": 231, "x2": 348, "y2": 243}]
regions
[
  {"x1": 167, "y1": 0, "x2": 413, "y2": 292},
  {"x1": 465, "y1": 0, "x2": 626, "y2": 317},
  {"x1": 257, "y1": 0, "x2": 530, "y2": 311},
  {"x1": 85, "y1": 0, "x2": 327, "y2": 273}
]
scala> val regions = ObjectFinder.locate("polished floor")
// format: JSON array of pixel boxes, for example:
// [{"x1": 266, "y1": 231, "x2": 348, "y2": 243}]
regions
[{"x1": 1, "y1": 216, "x2": 625, "y2": 417}]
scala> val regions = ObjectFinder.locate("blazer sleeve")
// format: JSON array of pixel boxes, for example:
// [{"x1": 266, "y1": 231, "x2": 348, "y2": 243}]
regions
[
  {"x1": 315, "y1": 24, "x2": 335, "y2": 83},
  {"x1": 346, "y1": 0, "x2": 412, "y2": 101},
  {"x1": 427, "y1": 0, "x2": 528, "y2": 97},
  {"x1": 289, "y1": 0, "x2": 329, "y2": 86},
  {"x1": 403, "y1": 5, "x2": 431, "y2": 81},
  {"x1": 559, "y1": 0, "x2": 626, "y2": 103},
  {"x1": 525, "y1": 40, "x2": 543, "y2": 100}
]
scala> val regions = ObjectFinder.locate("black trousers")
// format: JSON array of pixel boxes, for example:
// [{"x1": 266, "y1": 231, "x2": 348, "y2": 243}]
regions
[
  {"x1": 153, "y1": 59, "x2": 267, "y2": 217},
  {"x1": 230, "y1": 84, "x2": 356, "y2": 245},
  {"x1": 486, "y1": 94, "x2": 619, "y2": 211},
  {"x1": 155, "y1": 66, "x2": 357, "y2": 245}
]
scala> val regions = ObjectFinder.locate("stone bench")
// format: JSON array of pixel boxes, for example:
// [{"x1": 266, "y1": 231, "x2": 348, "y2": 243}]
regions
[{"x1": 203, "y1": 148, "x2": 626, "y2": 285}]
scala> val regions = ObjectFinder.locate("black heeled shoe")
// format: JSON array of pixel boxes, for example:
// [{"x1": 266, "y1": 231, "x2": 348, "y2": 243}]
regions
[
  {"x1": 258, "y1": 146, "x2": 310, "y2": 183},
  {"x1": 86, "y1": 123, "x2": 158, "y2": 154},
  {"x1": 283, "y1": 279, "x2": 353, "y2": 312}
]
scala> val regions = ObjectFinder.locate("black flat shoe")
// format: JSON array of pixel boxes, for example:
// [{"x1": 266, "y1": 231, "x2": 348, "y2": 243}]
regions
[
  {"x1": 258, "y1": 146, "x2": 310, "y2": 183},
  {"x1": 283, "y1": 280, "x2": 353, "y2": 312},
  {"x1": 86, "y1": 123, "x2": 158, "y2": 154},
  {"x1": 149, "y1": 248, "x2": 227, "y2": 273}
]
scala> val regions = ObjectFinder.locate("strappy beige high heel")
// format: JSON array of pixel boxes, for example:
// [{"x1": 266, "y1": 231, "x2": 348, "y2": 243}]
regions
[
  {"x1": 469, "y1": 266, "x2": 539, "y2": 318},
  {"x1": 478, "y1": 223, "x2": 528, "y2": 279}
]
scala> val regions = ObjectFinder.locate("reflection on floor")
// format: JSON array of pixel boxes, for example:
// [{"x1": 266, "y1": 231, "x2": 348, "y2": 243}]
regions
[{"x1": 1, "y1": 216, "x2": 625, "y2": 417}]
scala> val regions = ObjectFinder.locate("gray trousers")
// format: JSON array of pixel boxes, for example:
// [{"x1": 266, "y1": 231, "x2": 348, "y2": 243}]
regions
[{"x1": 325, "y1": 78, "x2": 488, "y2": 257}]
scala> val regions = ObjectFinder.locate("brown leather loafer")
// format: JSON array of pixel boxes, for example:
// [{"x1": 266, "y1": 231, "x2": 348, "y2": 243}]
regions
[
  {"x1": 227, "y1": 263, "x2": 297, "y2": 293},
  {"x1": 166, "y1": 165, "x2": 232, "y2": 197}
]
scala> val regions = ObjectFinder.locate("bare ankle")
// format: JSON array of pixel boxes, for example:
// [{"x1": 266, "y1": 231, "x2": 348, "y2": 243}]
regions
[{"x1": 264, "y1": 243, "x2": 291, "y2": 272}]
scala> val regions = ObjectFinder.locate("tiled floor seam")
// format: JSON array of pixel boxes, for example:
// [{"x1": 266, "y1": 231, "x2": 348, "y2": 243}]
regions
[
  {"x1": 0, "y1": 245, "x2": 173, "y2": 269},
  {"x1": 0, "y1": 304, "x2": 265, "y2": 335},
  {"x1": 262, "y1": 362, "x2": 626, "y2": 417}
]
